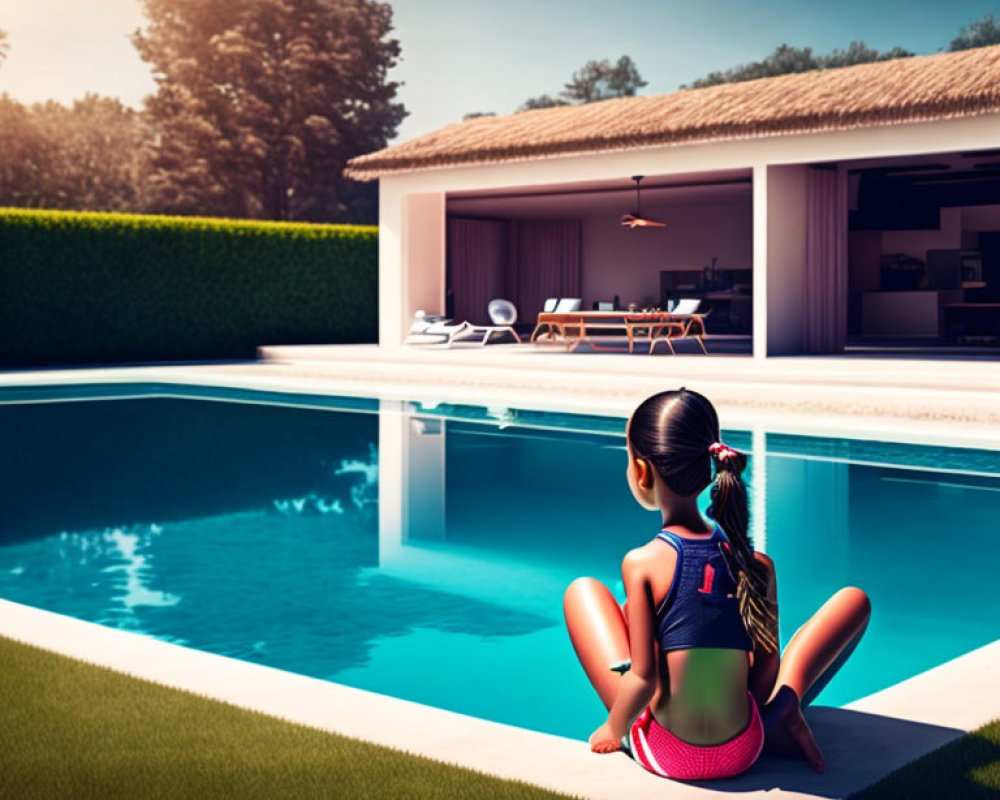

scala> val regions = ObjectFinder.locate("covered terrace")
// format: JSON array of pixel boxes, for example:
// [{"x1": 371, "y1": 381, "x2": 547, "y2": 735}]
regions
[{"x1": 346, "y1": 43, "x2": 1000, "y2": 361}]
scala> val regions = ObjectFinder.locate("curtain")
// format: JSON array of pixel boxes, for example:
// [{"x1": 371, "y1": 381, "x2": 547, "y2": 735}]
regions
[
  {"x1": 446, "y1": 218, "x2": 582, "y2": 325},
  {"x1": 803, "y1": 167, "x2": 848, "y2": 353},
  {"x1": 513, "y1": 221, "x2": 582, "y2": 321},
  {"x1": 447, "y1": 218, "x2": 509, "y2": 324}
]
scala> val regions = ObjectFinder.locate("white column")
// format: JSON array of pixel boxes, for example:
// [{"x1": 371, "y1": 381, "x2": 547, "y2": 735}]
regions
[
  {"x1": 378, "y1": 187, "x2": 446, "y2": 348},
  {"x1": 764, "y1": 164, "x2": 809, "y2": 356},
  {"x1": 378, "y1": 180, "x2": 405, "y2": 347},
  {"x1": 752, "y1": 165, "x2": 769, "y2": 360},
  {"x1": 403, "y1": 191, "x2": 447, "y2": 332}
]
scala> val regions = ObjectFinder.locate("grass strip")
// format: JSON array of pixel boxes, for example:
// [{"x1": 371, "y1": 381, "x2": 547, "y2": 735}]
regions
[
  {"x1": 6, "y1": 631, "x2": 998, "y2": 800},
  {"x1": 0, "y1": 636, "x2": 576, "y2": 800},
  {"x1": 849, "y1": 717, "x2": 1000, "y2": 799}
]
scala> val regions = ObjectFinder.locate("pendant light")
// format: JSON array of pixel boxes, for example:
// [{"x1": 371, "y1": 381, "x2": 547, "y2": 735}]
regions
[{"x1": 621, "y1": 175, "x2": 666, "y2": 228}]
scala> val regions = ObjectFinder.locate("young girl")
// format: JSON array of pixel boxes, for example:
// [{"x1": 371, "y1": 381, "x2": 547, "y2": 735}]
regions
[{"x1": 564, "y1": 388, "x2": 871, "y2": 781}]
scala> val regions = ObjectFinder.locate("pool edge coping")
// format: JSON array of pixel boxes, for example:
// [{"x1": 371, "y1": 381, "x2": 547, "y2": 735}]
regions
[{"x1": 1, "y1": 363, "x2": 999, "y2": 452}]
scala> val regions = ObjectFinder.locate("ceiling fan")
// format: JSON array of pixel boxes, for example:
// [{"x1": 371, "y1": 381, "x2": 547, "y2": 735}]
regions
[{"x1": 620, "y1": 175, "x2": 666, "y2": 228}]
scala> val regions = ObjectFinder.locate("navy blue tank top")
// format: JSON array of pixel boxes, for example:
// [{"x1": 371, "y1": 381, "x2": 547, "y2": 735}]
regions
[{"x1": 654, "y1": 526, "x2": 753, "y2": 652}]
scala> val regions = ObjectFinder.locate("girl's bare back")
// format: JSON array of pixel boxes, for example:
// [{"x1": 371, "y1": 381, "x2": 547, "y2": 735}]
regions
[{"x1": 631, "y1": 527, "x2": 756, "y2": 745}]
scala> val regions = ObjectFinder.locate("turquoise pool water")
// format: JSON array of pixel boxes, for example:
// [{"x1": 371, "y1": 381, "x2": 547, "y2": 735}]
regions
[{"x1": 1, "y1": 384, "x2": 998, "y2": 741}]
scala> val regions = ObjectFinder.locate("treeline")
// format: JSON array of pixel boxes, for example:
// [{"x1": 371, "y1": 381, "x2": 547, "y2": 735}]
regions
[
  {"x1": 483, "y1": 13, "x2": 1000, "y2": 117},
  {"x1": 0, "y1": 94, "x2": 144, "y2": 213},
  {"x1": 682, "y1": 14, "x2": 1000, "y2": 89},
  {"x1": 0, "y1": 0, "x2": 406, "y2": 224},
  {"x1": 681, "y1": 41, "x2": 914, "y2": 89}
]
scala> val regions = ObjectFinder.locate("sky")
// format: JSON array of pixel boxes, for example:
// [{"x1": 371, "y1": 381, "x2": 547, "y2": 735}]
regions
[{"x1": 1, "y1": 0, "x2": 998, "y2": 143}]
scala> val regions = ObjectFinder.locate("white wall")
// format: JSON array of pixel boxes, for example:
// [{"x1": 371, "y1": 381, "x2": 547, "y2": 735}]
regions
[
  {"x1": 580, "y1": 201, "x2": 752, "y2": 308},
  {"x1": 764, "y1": 164, "x2": 809, "y2": 356},
  {"x1": 404, "y1": 192, "x2": 446, "y2": 320},
  {"x1": 375, "y1": 191, "x2": 444, "y2": 347}
]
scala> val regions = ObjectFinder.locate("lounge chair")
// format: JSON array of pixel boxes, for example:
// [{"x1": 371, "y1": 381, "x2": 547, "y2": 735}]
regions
[
  {"x1": 531, "y1": 297, "x2": 583, "y2": 342},
  {"x1": 542, "y1": 297, "x2": 582, "y2": 313},
  {"x1": 450, "y1": 299, "x2": 522, "y2": 346},
  {"x1": 650, "y1": 298, "x2": 710, "y2": 354},
  {"x1": 669, "y1": 298, "x2": 701, "y2": 315},
  {"x1": 404, "y1": 311, "x2": 472, "y2": 346},
  {"x1": 553, "y1": 297, "x2": 582, "y2": 313}
]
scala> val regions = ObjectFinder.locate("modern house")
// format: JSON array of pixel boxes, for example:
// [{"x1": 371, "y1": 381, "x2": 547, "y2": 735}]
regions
[{"x1": 345, "y1": 44, "x2": 1000, "y2": 358}]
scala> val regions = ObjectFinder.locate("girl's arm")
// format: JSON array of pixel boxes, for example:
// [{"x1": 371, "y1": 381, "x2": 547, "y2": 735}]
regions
[{"x1": 589, "y1": 548, "x2": 660, "y2": 752}]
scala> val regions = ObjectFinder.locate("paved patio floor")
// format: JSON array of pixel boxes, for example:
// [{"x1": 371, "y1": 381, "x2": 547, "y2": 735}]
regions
[{"x1": 254, "y1": 342, "x2": 1000, "y2": 447}]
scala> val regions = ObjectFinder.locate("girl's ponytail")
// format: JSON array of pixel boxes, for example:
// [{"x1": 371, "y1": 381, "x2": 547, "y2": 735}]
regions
[{"x1": 707, "y1": 443, "x2": 778, "y2": 653}]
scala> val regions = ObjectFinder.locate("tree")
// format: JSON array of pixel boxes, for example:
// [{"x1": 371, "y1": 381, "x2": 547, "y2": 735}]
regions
[
  {"x1": 0, "y1": 29, "x2": 9, "y2": 69},
  {"x1": 0, "y1": 94, "x2": 143, "y2": 211},
  {"x1": 132, "y1": 0, "x2": 406, "y2": 222},
  {"x1": 821, "y1": 41, "x2": 912, "y2": 68},
  {"x1": 0, "y1": 94, "x2": 52, "y2": 208},
  {"x1": 682, "y1": 41, "x2": 914, "y2": 89},
  {"x1": 950, "y1": 13, "x2": 1000, "y2": 50},
  {"x1": 518, "y1": 55, "x2": 646, "y2": 112},
  {"x1": 678, "y1": 14, "x2": 998, "y2": 92},
  {"x1": 517, "y1": 94, "x2": 568, "y2": 112},
  {"x1": 563, "y1": 55, "x2": 646, "y2": 103},
  {"x1": 32, "y1": 95, "x2": 144, "y2": 211}
]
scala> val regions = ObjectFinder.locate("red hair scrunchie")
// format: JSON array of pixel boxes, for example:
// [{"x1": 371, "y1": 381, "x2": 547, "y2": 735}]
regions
[{"x1": 709, "y1": 442, "x2": 738, "y2": 462}]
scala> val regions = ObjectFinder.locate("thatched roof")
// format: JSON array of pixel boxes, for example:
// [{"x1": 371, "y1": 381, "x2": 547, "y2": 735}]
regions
[{"x1": 345, "y1": 44, "x2": 1000, "y2": 181}]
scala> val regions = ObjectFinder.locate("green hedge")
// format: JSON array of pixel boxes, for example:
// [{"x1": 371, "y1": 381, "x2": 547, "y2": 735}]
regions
[{"x1": 0, "y1": 208, "x2": 378, "y2": 367}]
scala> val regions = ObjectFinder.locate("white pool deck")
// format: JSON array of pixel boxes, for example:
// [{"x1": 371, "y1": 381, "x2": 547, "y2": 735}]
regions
[{"x1": 1, "y1": 344, "x2": 999, "y2": 799}]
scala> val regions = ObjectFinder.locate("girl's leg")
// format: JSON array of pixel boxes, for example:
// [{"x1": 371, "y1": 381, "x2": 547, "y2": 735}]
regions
[
  {"x1": 771, "y1": 586, "x2": 871, "y2": 706},
  {"x1": 761, "y1": 586, "x2": 871, "y2": 773},
  {"x1": 563, "y1": 577, "x2": 629, "y2": 710}
]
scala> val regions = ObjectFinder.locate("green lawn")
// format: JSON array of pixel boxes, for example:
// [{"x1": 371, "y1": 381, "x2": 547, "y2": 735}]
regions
[
  {"x1": 3, "y1": 634, "x2": 998, "y2": 800},
  {"x1": 0, "y1": 636, "x2": 575, "y2": 800},
  {"x1": 849, "y1": 716, "x2": 1000, "y2": 799}
]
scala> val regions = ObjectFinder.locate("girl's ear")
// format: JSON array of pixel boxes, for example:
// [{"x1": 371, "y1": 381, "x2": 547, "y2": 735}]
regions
[{"x1": 634, "y1": 458, "x2": 654, "y2": 490}]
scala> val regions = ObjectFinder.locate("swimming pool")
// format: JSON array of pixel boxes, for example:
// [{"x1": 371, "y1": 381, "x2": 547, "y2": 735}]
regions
[{"x1": 1, "y1": 383, "x2": 998, "y2": 741}]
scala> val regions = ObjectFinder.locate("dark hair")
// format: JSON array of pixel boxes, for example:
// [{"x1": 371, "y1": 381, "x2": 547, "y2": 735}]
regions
[{"x1": 627, "y1": 388, "x2": 777, "y2": 652}]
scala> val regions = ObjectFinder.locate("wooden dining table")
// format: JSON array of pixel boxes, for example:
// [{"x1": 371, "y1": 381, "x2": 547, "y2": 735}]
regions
[{"x1": 530, "y1": 310, "x2": 703, "y2": 353}]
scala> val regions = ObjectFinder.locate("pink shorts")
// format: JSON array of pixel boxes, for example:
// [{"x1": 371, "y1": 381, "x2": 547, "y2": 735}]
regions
[{"x1": 628, "y1": 693, "x2": 764, "y2": 781}]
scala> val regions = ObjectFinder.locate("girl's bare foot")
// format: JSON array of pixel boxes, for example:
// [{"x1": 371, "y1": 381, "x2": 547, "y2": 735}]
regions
[{"x1": 761, "y1": 685, "x2": 825, "y2": 773}]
